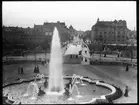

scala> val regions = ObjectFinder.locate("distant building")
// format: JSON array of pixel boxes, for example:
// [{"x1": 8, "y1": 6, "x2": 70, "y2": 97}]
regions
[
  {"x1": 128, "y1": 30, "x2": 136, "y2": 40},
  {"x1": 69, "y1": 25, "x2": 78, "y2": 37},
  {"x1": 91, "y1": 18, "x2": 130, "y2": 44},
  {"x1": 82, "y1": 30, "x2": 92, "y2": 42},
  {"x1": 32, "y1": 21, "x2": 70, "y2": 36},
  {"x1": 24, "y1": 27, "x2": 33, "y2": 35},
  {"x1": 3, "y1": 21, "x2": 72, "y2": 49}
]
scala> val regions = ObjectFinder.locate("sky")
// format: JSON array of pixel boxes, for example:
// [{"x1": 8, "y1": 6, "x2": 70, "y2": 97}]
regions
[{"x1": 2, "y1": 1, "x2": 136, "y2": 31}]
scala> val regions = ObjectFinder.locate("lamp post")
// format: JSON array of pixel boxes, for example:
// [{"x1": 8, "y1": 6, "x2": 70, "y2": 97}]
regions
[
  {"x1": 35, "y1": 49, "x2": 36, "y2": 64},
  {"x1": 45, "y1": 49, "x2": 47, "y2": 63},
  {"x1": 34, "y1": 46, "x2": 36, "y2": 64}
]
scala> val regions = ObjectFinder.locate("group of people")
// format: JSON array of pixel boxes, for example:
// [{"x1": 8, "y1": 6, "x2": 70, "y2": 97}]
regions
[
  {"x1": 22, "y1": 52, "x2": 27, "y2": 57},
  {"x1": 69, "y1": 55, "x2": 78, "y2": 59},
  {"x1": 41, "y1": 61, "x2": 45, "y2": 65},
  {"x1": 41, "y1": 59, "x2": 49, "y2": 66},
  {"x1": 18, "y1": 65, "x2": 41, "y2": 75}
]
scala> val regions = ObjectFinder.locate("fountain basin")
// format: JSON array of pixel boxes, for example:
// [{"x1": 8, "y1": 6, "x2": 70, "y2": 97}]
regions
[{"x1": 3, "y1": 75, "x2": 122, "y2": 104}]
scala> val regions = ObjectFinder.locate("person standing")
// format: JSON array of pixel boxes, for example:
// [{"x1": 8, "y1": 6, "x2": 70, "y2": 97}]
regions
[
  {"x1": 124, "y1": 86, "x2": 129, "y2": 97},
  {"x1": 125, "y1": 64, "x2": 129, "y2": 72},
  {"x1": 44, "y1": 79, "x2": 48, "y2": 88},
  {"x1": 47, "y1": 59, "x2": 50, "y2": 64},
  {"x1": 42, "y1": 61, "x2": 44, "y2": 65},
  {"x1": 36, "y1": 65, "x2": 40, "y2": 73},
  {"x1": 21, "y1": 66, "x2": 24, "y2": 74},
  {"x1": 34, "y1": 66, "x2": 37, "y2": 73}
]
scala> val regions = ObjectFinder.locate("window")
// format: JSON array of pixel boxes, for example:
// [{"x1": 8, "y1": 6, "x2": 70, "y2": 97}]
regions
[
  {"x1": 49, "y1": 32, "x2": 52, "y2": 35},
  {"x1": 45, "y1": 32, "x2": 48, "y2": 35}
]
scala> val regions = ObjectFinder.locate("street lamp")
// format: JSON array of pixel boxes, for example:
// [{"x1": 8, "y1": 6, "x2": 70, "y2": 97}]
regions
[
  {"x1": 114, "y1": 23, "x2": 117, "y2": 44},
  {"x1": 35, "y1": 49, "x2": 36, "y2": 64}
]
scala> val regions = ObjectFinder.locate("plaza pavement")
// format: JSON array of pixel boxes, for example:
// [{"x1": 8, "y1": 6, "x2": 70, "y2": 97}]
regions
[
  {"x1": 3, "y1": 53, "x2": 137, "y2": 103},
  {"x1": 3, "y1": 63, "x2": 137, "y2": 103}
]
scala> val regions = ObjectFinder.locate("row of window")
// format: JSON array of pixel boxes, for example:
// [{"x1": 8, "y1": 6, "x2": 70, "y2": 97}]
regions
[
  {"x1": 98, "y1": 35, "x2": 126, "y2": 38},
  {"x1": 45, "y1": 32, "x2": 53, "y2": 35},
  {"x1": 97, "y1": 37, "x2": 126, "y2": 40},
  {"x1": 96, "y1": 39, "x2": 126, "y2": 41},
  {"x1": 5, "y1": 36, "x2": 45, "y2": 39},
  {"x1": 97, "y1": 31, "x2": 126, "y2": 35}
]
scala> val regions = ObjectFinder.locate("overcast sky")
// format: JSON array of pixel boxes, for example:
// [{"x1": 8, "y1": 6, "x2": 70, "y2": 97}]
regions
[{"x1": 2, "y1": 1, "x2": 136, "y2": 31}]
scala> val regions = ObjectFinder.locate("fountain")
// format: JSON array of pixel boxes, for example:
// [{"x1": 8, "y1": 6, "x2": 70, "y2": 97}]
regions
[
  {"x1": 79, "y1": 76, "x2": 86, "y2": 86},
  {"x1": 23, "y1": 81, "x2": 39, "y2": 99},
  {"x1": 23, "y1": 74, "x2": 46, "y2": 99},
  {"x1": 72, "y1": 74, "x2": 86, "y2": 86},
  {"x1": 68, "y1": 83, "x2": 82, "y2": 101},
  {"x1": 72, "y1": 74, "x2": 80, "y2": 84},
  {"x1": 2, "y1": 27, "x2": 123, "y2": 104},
  {"x1": 47, "y1": 27, "x2": 64, "y2": 95}
]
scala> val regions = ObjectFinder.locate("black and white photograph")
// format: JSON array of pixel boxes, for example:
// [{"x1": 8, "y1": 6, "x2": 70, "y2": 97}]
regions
[{"x1": 2, "y1": 1, "x2": 137, "y2": 104}]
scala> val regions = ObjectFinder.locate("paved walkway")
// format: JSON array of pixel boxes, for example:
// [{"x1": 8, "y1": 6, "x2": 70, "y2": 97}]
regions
[{"x1": 3, "y1": 53, "x2": 137, "y2": 64}]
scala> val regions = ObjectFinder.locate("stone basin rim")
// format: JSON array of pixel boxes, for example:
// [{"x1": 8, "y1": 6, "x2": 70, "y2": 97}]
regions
[{"x1": 3, "y1": 75, "x2": 119, "y2": 104}]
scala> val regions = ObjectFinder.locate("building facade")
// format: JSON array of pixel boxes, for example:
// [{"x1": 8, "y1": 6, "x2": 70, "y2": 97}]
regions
[
  {"x1": 91, "y1": 18, "x2": 130, "y2": 44},
  {"x1": 3, "y1": 21, "x2": 72, "y2": 49},
  {"x1": 31, "y1": 21, "x2": 70, "y2": 36}
]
